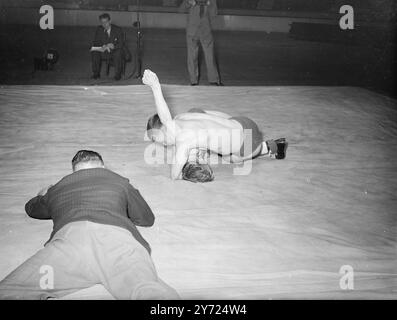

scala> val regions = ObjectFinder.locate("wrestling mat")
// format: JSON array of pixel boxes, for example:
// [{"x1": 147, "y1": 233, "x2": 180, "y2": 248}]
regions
[{"x1": 0, "y1": 84, "x2": 396, "y2": 299}]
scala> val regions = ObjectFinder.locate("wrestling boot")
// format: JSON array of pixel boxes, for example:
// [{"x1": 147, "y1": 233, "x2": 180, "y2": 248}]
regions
[{"x1": 266, "y1": 138, "x2": 288, "y2": 159}]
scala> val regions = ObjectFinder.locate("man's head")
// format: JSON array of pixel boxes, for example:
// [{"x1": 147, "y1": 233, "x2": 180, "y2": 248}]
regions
[
  {"x1": 182, "y1": 162, "x2": 214, "y2": 183},
  {"x1": 72, "y1": 150, "x2": 105, "y2": 172},
  {"x1": 146, "y1": 114, "x2": 166, "y2": 144},
  {"x1": 99, "y1": 13, "x2": 111, "y2": 30}
]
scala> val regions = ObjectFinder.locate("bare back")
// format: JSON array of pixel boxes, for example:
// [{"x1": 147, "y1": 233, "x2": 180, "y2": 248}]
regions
[{"x1": 173, "y1": 112, "x2": 244, "y2": 155}]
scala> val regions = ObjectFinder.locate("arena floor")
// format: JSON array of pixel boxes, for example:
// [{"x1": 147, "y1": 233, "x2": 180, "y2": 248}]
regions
[{"x1": 0, "y1": 84, "x2": 396, "y2": 299}]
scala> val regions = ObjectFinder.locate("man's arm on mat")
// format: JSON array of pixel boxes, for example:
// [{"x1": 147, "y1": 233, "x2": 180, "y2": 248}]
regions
[
  {"x1": 126, "y1": 184, "x2": 155, "y2": 227},
  {"x1": 171, "y1": 142, "x2": 192, "y2": 180},
  {"x1": 25, "y1": 193, "x2": 51, "y2": 220}
]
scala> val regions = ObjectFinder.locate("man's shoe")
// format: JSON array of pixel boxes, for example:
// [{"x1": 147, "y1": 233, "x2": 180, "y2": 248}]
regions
[
  {"x1": 266, "y1": 138, "x2": 288, "y2": 159},
  {"x1": 114, "y1": 75, "x2": 122, "y2": 81},
  {"x1": 91, "y1": 74, "x2": 100, "y2": 80},
  {"x1": 191, "y1": 82, "x2": 198, "y2": 86},
  {"x1": 210, "y1": 82, "x2": 224, "y2": 86}
]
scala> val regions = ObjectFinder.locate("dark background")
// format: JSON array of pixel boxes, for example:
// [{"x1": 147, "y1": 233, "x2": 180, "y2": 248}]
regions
[{"x1": 0, "y1": 0, "x2": 395, "y2": 97}]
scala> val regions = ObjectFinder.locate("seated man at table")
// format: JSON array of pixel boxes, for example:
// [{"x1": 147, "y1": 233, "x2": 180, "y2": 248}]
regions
[{"x1": 91, "y1": 13, "x2": 125, "y2": 81}]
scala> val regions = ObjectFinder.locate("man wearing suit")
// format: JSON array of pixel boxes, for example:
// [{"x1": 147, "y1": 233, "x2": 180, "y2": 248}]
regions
[
  {"x1": 91, "y1": 13, "x2": 125, "y2": 80},
  {"x1": 0, "y1": 150, "x2": 179, "y2": 299},
  {"x1": 180, "y1": 0, "x2": 222, "y2": 86}
]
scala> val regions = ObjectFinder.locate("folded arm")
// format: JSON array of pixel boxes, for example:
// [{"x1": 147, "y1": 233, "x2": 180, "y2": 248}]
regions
[
  {"x1": 25, "y1": 194, "x2": 50, "y2": 219},
  {"x1": 126, "y1": 185, "x2": 155, "y2": 227}
]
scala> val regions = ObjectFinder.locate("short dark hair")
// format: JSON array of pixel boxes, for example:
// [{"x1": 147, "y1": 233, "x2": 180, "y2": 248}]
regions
[
  {"x1": 146, "y1": 114, "x2": 163, "y2": 140},
  {"x1": 182, "y1": 162, "x2": 214, "y2": 183},
  {"x1": 99, "y1": 13, "x2": 111, "y2": 21},
  {"x1": 72, "y1": 150, "x2": 104, "y2": 170}
]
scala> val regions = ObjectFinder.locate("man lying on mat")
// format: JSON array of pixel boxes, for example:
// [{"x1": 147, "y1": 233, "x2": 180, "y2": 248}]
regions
[
  {"x1": 142, "y1": 69, "x2": 288, "y2": 183},
  {"x1": 0, "y1": 150, "x2": 179, "y2": 300}
]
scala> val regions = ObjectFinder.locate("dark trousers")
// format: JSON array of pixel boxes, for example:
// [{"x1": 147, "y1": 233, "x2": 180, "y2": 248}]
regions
[
  {"x1": 91, "y1": 49, "x2": 123, "y2": 78},
  {"x1": 187, "y1": 32, "x2": 219, "y2": 84}
]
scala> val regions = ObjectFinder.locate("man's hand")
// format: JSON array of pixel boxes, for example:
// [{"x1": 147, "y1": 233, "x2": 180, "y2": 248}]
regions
[
  {"x1": 142, "y1": 69, "x2": 160, "y2": 88},
  {"x1": 101, "y1": 44, "x2": 111, "y2": 53},
  {"x1": 107, "y1": 43, "x2": 115, "y2": 50},
  {"x1": 101, "y1": 45, "x2": 108, "y2": 53},
  {"x1": 188, "y1": 0, "x2": 196, "y2": 5},
  {"x1": 37, "y1": 185, "x2": 52, "y2": 197}
]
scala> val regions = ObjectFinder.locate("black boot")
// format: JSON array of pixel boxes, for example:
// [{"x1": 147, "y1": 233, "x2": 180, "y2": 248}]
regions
[{"x1": 266, "y1": 138, "x2": 288, "y2": 159}]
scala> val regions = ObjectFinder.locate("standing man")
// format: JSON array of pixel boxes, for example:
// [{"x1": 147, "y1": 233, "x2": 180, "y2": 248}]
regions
[
  {"x1": 91, "y1": 13, "x2": 125, "y2": 81},
  {"x1": 179, "y1": 0, "x2": 222, "y2": 86},
  {"x1": 0, "y1": 150, "x2": 179, "y2": 300}
]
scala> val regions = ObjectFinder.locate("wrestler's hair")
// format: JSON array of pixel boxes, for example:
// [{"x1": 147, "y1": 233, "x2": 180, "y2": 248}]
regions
[
  {"x1": 72, "y1": 150, "x2": 104, "y2": 171},
  {"x1": 182, "y1": 162, "x2": 214, "y2": 183},
  {"x1": 146, "y1": 114, "x2": 163, "y2": 140},
  {"x1": 99, "y1": 13, "x2": 111, "y2": 21}
]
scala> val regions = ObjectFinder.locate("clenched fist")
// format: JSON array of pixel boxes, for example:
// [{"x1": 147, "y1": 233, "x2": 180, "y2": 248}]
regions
[{"x1": 142, "y1": 69, "x2": 160, "y2": 88}]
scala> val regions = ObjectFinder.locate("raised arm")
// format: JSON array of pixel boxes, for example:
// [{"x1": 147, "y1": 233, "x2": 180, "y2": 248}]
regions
[
  {"x1": 142, "y1": 69, "x2": 171, "y2": 123},
  {"x1": 142, "y1": 69, "x2": 175, "y2": 130}
]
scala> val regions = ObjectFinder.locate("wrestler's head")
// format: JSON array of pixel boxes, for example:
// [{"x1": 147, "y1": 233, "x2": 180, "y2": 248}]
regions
[
  {"x1": 182, "y1": 148, "x2": 213, "y2": 182},
  {"x1": 182, "y1": 162, "x2": 214, "y2": 183},
  {"x1": 146, "y1": 113, "x2": 168, "y2": 144},
  {"x1": 72, "y1": 150, "x2": 105, "y2": 172}
]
